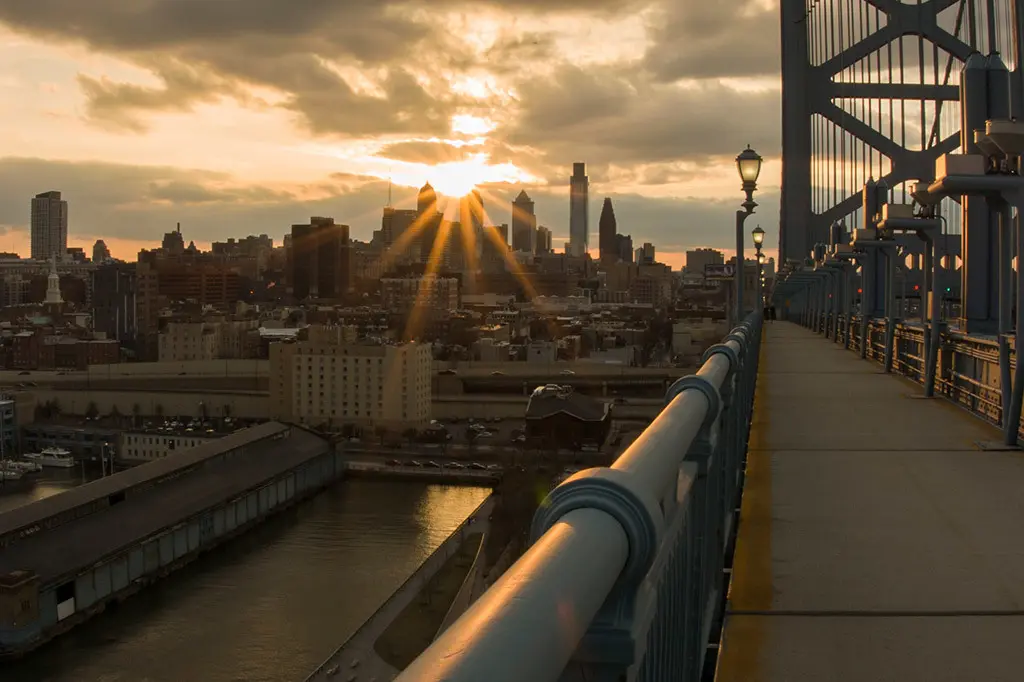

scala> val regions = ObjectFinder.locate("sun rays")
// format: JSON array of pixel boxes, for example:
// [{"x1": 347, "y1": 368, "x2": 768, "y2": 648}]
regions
[{"x1": 381, "y1": 183, "x2": 543, "y2": 341}]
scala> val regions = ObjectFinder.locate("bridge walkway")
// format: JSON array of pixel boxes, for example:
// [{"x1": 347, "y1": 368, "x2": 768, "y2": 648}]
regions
[{"x1": 717, "y1": 322, "x2": 1024, "y2": 681}]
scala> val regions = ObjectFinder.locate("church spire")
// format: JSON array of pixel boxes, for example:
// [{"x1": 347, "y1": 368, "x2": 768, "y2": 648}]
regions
[{"x1": 44, "y1": 256, "x2": 63, "y2": 306}]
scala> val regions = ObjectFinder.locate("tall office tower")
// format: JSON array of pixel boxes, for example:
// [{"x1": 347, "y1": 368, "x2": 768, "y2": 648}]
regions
[
  {"x1": 616, "y1": 234, "x2": 633, "y2": 263},
  {"x1": 481, "y1": 224, "x2": 510, "y2": 272},
  {"x1": 289, "y1": 217, "x2": 353, "y2": 300},
  {"x1": 468, "y1": 189, "x2": 484, "y2": 233},
  {"x1": 30, "y1": 191, "x2": 68, "y2": 261},
  {"x1": 417, "y1": 181, "x2": 437, "y2": 214},
  {"x1": 598, "y1": 198, "x2": 617, "y2": 263},
  {"x1": 569, "y1": 163, "x2": 588, "y2": 257},
  {"x1": 381, "y1": 207, "x2": 418, "y2": 250},
  {"x1": 638, "y1": 242, "x2": 655, "y2": 265},
  {"x1": 415, "y1": 182, "x2": 442, "y2": 263},
  {"x1": 459, "y1": 190, "x2": 486, "y2": 259},
  {"x1": 511, "y1": 190, "x2": 537, "y2": 253},
  {"x1": 535, "y1": 225, "x2": 552, "y2": 255},
  {"x1": 92, "y1": 239, "x2": 111, "y2": 263}
]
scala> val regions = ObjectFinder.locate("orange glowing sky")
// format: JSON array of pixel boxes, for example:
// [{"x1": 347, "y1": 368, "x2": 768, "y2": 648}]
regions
[{"x1": 0, "y1": 2, "x2": 784, "y2": 267}]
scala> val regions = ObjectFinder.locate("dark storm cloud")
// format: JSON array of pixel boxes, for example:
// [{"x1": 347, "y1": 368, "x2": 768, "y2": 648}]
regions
[
  {"x1": 503, "y1": 65, "x2": 781, "y2": 166},
  {"x1": 643, "y1": 0, "x2": 781, "y2": 80}
]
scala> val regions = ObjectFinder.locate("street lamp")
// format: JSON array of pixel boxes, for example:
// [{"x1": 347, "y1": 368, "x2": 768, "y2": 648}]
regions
[
  {"x1": 754, "y1": 232, "x2": 767, "y2": 311},
  {"x1": 737, "y1": 146, "x2": 764, "y2": 185},
  {"x1": 734, "y1": 145, "x2": 762, "y2": 323},
  {"x1": 752, "y1": 225, "x2": 766, "y2": 248}
]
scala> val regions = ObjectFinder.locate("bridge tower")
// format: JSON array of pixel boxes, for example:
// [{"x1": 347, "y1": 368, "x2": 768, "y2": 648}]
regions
[{"x1": 779, "y1": 0, "x2": 1022, "y2": 264}]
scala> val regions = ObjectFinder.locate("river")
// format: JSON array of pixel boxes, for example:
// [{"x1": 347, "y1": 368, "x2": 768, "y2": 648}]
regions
[{"x1": 3, "y1": 478, "x2": 491, "y2": 682}]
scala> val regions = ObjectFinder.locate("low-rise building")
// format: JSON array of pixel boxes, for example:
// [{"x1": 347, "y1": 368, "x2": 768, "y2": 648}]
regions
[
  {"x1": 269, "y1": 329, "x2": 432, "y2": 430},
  {"x1": 118, "y1": 430, "x2": 224, "y2": 462},
  {"x1": 158, "y1": 318, "x2": 261, "y2": 362},
  {"x1": 21, "y1": 423, "x2": 119, "y2": 461},
  {"x1": 525, "y1": 384, "x2": 611, "y2": 449}
]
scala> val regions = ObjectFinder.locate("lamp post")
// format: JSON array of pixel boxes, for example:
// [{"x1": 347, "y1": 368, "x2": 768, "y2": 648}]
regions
[
  {"x1": 756, "y1": 249, "x2": 766, "y2": 311},
  {"x1": 735, "y1": 146, "x2": 762, "y2": 323},
  {"x1": 752, "y1": 225, "x2": 766, "y2": 312}
]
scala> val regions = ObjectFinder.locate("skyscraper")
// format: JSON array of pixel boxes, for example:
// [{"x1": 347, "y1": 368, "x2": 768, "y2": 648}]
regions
[
  {"x1": 616, "y1": 233, "x2": 633, "y2": 263},
  {"x1": 638, "y1": 242, "x2": 656, "y2": 265},
  {"x1": 511, "y1": 190, "x2": 537, "y2": 253},
  {"x1": 289, "y1": 217, "x2": 352, "y2": 300},
  {"x1": 459, "y1": 190, "x2": 485, "y2": 260},
  {"x1": 415, "y1": 182, "x2": 442, "y2": 263},
  {"x1": 536, "y1": 226, "x2": 552, "y2": 255},
  {"x1": 569, "y1": 163, "x2": 588, "y2": 257},
  {"x1": 30, "y1": 191, "x2": 68, "y2": 261},
  {"x1": 598, "y1": 197, "x2": 617, "y2": 263},
  {"x1": 92, "y1": 239, "x2": 111, "y2": 263}
]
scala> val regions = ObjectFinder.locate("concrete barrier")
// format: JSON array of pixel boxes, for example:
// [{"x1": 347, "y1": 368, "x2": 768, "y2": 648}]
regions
[{"x1": 304, "y1": 495, "x2": 495, "y2": 682}]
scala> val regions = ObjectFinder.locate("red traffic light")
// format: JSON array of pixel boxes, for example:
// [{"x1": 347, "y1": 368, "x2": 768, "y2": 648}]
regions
[
  {"x1": 914, "y1": 285, "x2": 920, "y2": 291},
  {"x1": 857, "y1": 288, "x2": 863, "y2": 294}
]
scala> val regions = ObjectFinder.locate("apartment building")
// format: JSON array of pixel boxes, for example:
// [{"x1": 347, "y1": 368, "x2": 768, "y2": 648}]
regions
[
  {"x1": 158, "y1": 319, "x2": 261, "y2": 362},
  {"x1": 269, "y1": 330, "x2": 431, "y2": 429},
  {"x1": 381, "y1": 276, "x2": 459, "y2": 313}
]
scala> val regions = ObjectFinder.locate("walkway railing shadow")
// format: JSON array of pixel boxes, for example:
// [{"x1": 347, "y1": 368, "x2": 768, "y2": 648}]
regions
[{"x1": 395, "y1": 313, "x2": 763, "y2": 682}]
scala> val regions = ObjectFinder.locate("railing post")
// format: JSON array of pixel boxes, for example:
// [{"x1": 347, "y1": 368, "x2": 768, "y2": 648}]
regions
[
  {"x1": 664, "y1": 373, "x2": 725, "y2": 682},
  {"x1": 702, "y1": 341, "x2": 742, "y2": 514},
  {"x1": 530, "y1": 469, "x2": 664, "y2": 681}
]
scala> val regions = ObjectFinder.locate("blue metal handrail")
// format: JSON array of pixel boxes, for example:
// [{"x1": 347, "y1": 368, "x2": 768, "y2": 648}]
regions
[{"x1": 395, "y1": 313, "x2": 763, "y2": 682}]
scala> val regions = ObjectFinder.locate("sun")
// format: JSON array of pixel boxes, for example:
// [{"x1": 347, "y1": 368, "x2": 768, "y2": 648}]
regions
[{"x1": 425, "y1": 156, "x2": 489, "y2": 197}]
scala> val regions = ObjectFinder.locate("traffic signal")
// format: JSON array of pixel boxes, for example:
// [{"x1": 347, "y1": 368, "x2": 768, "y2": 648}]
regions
[
  {"x1": 946, "y1": 287, "x2": 951, "y2": 293},
  {"x1": 857, "y1": 288, "x2": 863, "y2": 294},
  {"x1": 913, "y1": 285, "x2": 920, "y2": 291}
]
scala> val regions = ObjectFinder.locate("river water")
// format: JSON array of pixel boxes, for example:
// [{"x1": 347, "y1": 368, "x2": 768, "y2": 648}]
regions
[{"x1": 4, "y1": 478, "x2": 491, "y2": 682}]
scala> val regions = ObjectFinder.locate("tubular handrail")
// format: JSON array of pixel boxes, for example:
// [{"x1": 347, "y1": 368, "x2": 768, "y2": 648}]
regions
[{"x1": 395, "y1": 314, "x2": 761, "y2": 682}]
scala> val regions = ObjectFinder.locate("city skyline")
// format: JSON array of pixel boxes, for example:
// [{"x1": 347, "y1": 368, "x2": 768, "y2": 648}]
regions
[{"x1": 0, "y1": 2, "x2": 783, "y2": 267}]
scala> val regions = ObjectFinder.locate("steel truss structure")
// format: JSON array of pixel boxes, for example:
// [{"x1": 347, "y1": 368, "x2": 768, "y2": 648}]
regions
[{"x1": 780, "y1": 0, "x2": 1023, "y2": 263}]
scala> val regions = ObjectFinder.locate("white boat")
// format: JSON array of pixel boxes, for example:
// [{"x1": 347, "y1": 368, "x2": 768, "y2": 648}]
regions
[
  {"x1": 1, "y1": 469, "x2": 24, "y2": 481},
  {"x1": 1, "y1": 460, "x2": 41, "y2": 473},
  {"x1": 23, "y1": 447, "x2": 75, "y2": 469}
]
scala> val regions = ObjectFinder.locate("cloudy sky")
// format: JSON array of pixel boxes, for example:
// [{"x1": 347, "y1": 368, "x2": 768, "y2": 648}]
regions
[{"x1": 0, "y1": 0, "x2": 782, "y2": 269}]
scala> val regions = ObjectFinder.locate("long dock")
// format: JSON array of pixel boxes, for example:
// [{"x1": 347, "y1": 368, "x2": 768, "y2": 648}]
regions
[{"x1": 0, "y1": 422, "x2": 340, "y2": 658}]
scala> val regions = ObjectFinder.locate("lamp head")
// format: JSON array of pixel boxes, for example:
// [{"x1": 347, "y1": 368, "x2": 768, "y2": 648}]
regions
[
  {"x1": 751, "y1": 224, "x2": 766, "y2": 246},
  {"x1": 736, "y1": 145, "x2": 763, "y2": 185},
  {"x1": 757, "y1": 252, "x2": 766, "y2": 264}
]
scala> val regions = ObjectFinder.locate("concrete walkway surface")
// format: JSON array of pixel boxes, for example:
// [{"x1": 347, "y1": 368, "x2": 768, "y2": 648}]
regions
[{"x1": 716, "y1": 322, "x2": 1024, "y2": 682}]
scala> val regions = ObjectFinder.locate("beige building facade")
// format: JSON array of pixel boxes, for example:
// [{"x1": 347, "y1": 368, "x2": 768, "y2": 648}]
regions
[{"x1": 270, "y1": 331, "x2": 431, "y2": 430}]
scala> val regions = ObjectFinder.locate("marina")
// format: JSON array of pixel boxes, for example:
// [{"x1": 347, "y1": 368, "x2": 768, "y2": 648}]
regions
[{"x1": 22, "y1": 447, "x2": 75, "y2": 469}]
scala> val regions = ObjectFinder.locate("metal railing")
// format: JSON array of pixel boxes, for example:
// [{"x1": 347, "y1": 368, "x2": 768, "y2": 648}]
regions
[
  {"x1": 800, "y1": 310, "x2": 1024, "y2": 440},
  {"x1": 395, "y1": 313, "x2": 763, "y2": 682}
]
